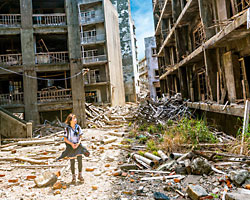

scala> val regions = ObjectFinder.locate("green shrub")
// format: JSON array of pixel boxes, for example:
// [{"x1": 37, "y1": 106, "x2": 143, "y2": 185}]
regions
[{"x1": 146, "y1": 139, "x2": 158, "y2": 151}]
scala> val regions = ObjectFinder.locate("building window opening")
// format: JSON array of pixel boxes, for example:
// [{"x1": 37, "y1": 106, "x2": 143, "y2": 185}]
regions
[
  {"x1": 197, "y1": 69, "x2": 207, "y2": 101},
  {"x1": 32, "y1": 0, "x2": 65, "y2": 14},
  {"x1": 0, "y1": 35, "x2": 22, "y2": 65},
  {"x1": 0, "y1": 75, "x2": 23, "y2": 105},
  {"x1": 84, "y1": 70, "x2": 102, "y2": 84},
  {"x1": 236, "y1": 0, "x2": 250, "y2": 12},
  {"x1": 37, "y1": 71, "x2": 70, "y2": 91},
  {"x1": 86, "y1": 91, "x2": 98, "y2": 103},
  {"x1": 152, "y1": 48, "x2": 157, "y2": 56},
  {"x1": 0, "y1": 0, "x2": 20, "y2": 14}
]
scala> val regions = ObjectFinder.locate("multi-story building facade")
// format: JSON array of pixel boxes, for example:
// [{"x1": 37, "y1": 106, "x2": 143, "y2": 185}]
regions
[
  {"x1": 0, "y1": 0, "x2": 124, "y2": 126},
  {"x1": 138, "y1": 57, "x2": 149, "y2": 98},
  {"x1": 145, "y1": 36, "x2": 160, "y2": 100},
  {"x1": 153, "y1": 0, "x2": 250, "y2": 124},
  {"x1": 111, "y1": 0, "x2": 139, "y2": 102}
]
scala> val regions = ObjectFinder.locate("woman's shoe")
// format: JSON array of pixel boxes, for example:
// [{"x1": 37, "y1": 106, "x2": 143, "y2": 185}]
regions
[
  {"x1": 78, "y1": 174, "x2": 84, "y2": 182},
  {"x1": 71, "y1": 174, "x2": 76, "y2": 184}
]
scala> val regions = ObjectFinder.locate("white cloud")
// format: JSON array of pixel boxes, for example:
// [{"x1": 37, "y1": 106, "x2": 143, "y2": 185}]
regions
[{"x1": 131, "y1": 1, "x2": 155, "y2": 60}]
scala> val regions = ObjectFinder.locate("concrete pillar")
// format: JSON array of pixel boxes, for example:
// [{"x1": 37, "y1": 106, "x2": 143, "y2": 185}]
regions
[
  {"x1": 20, "y1": 0, "x2": 39, "y2": 124},
  {"x1": 65, "y1": 0, "x2": 86, "y2": 128},
  {"x1": 223, "y1": 51, "x2": 242, "y2": 103},
  {"x1": 178, "y1": 67, "x2": 188, "y2": 99},
  {"x1": 172, "y1": 0, "x2": 182, "y2": 23},
  {"x1": 204, "y1": 49, "x2": 218, "y2": 101},
  {"x1": 198, "y1": 0, "x2": 216, "y2": 40},
  {"x1": 175, "y1": 26, "x2": 189, "y2": 62}
]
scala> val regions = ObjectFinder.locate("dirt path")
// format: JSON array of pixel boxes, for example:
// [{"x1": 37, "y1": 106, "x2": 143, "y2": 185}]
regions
[{"x1": 0, "y1": 128, "x2": 125, "y2": 200}]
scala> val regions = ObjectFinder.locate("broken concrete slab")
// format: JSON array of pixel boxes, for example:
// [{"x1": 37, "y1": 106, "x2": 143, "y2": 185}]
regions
[
  {"x1": 225, "y1": 192, "x2": 250, "y2": 200},
  {"x1": 187, "y1": 184, "x2": 208, "y2": 200},
  {"x1": 183, "y1": 175, "x2": 202, "y2": 187}
]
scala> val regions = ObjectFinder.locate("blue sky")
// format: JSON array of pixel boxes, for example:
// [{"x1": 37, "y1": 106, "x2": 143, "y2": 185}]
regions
[{"x1": 131, "y1": 0, "x2": 155, "y2": 60}]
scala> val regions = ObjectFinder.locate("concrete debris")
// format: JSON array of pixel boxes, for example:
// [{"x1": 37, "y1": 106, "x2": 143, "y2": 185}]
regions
[
  {"x1": 229, "y1": 170, "x2": 249, "y2": 186},
  {"x1": 134, "y1": 95, "x2": 192, "y2": 125},
  {"x1": 191, "y1": 158, "x2": 212, "y2": 175},
  {"x1": 187, "y1": 185, "x2": 208, "y2": 200},
  {"x1": 225, "y1": 192, "x2": 250, "y2": 200},
  {"x1": 153, "y1": 192, "x2": 170, "y2": 200}
]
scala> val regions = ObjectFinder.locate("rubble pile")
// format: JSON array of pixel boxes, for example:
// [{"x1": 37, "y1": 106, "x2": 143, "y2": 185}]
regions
[
  {"x1": 112, "y1": 146, "x2": 250, "y2": 200},
  {"x1": 134, "y1": 94, "x2": 193, "y2": 125},
  {"x1": 85, "y1": 103, "x2": 136, "y2": 129},
  {"x1": 33, "y1": 120, "x2": 64, "y2": 138}
]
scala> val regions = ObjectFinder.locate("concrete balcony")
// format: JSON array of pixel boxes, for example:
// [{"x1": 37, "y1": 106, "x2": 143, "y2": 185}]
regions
[
  {"x1": 0, "y1": 54, "x2": 22, "y2": 66},
  {"x1": 37, "y1": 89, "x2": 72, "y2": 103},
  {"x1": 81, "y1": 34, "x2": 105, "y2": 45},
  {"x1": 82, "y1": 55, "x2": 107, "y2": 64},
  {"x1": 0, "y1": 93, "x2": 24, "y2": 106},
  {"x1": 33, "y1": 14, "x2": 67, "y2": 27},
  {"x1": 84, "y1": 74, "x2": 107, "y2": 85},
  {"x1": 0, "y1": 14, "x2": 21, "y2": 27},
  {"x1": 35, "y1": 51, "x2": 69, "y2": 65},
  {"x1": 79, "y1": 13, "x2": 104, "y2": 25}
]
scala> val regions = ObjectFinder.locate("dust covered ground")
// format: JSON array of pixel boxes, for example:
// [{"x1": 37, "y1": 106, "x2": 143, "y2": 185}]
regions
[{"x1": 0, "y1": 128, "x2": 130, "y2": 200}]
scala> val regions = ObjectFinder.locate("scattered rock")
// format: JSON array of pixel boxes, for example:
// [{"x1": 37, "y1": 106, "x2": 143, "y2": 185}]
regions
[
  {"x1": 153, "y1": 192, "x2": 170, "y2": 200},
  {"x1": 225, "y1": 192, "x2": 250, "y2": 200},
  {"x1": 230, "y1": 170, "x2": 249, "y2": 185},
  {"x1": 26, "y1": 175, "x2": 36, "y2": 180},
  {"x1": 92, "y1": 185, "x2": 98, "y2": 190},
  {"x1": 52, "y1": 181, "x2": 62, "y2": 190},
  {"x1": 8, "y1": 179, "x2": 18, "y2": 183},
  {"x1": 53, "y1": 190, "x2": 61, "y2": 195},
  {"x1": 85, "y1": 168, "x2": 95, "y2": 172},
  {"x1": 187, "y1": 184, "x2": 208, "y2": 200},
  {"x1": 136, "y1": 186, "x2": 144, "y2": 196},
  {"x1": 191, "y1": 158, "x2": 212, "y2": 175},
  {"x1": 122, "y1": 191, "x2": 133, "y2": 195},
  {"x1": 34, "y1": 171, "x2": 57, "y2": 187}
]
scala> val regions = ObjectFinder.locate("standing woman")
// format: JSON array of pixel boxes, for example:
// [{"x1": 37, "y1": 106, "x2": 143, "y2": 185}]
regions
[{"x1": 57, "y1": 113, "x2": 90, "y2": 183}]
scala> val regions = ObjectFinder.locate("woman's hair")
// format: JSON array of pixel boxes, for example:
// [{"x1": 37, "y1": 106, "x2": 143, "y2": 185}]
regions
[{"x1": 65, "y1": 113, "x2": 76, "y2": 125}]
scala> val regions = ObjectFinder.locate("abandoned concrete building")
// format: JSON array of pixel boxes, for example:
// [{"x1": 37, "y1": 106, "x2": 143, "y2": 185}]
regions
[
  {"x1": 144, "y1": 36, "x2": 161, "y2": 100},
  {"x1": 153, "y1": 0, "x2": 250, "y2": 132},
  {"x1": 111, "y1": 0, "x2": 139, "y2": 102},
  {"x1": 0, "y1": 0, "x2": 124, "y2": 125},
  {"x1": 138, "y1": 57, "x2": 149, "y2": 98}
]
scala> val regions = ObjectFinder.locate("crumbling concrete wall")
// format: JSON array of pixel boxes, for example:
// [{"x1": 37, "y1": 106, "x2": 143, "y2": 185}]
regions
[
  {"x1": 104, "y1": 0, "x2": 125, "y2": 106},
  {"x1": 145, "y1": 36, "x2": 159, "y2": 100},
  {"x1": 111, "y1": 0, "x2": 138, "y2": 102},
  {"x1": 0, "y1": 107, "x2": 32, "y2": 138}
]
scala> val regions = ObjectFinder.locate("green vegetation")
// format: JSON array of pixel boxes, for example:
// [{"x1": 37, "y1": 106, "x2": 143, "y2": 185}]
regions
[
  {"x1": 146, "y1": 139, "x2": 158, "y2": 151},
  {"x1": 147, "y1": 125, "x2": 158, "y2": 134},
  {"x1": 163, "y1": 117, "x2": 218, "y2": 145}
]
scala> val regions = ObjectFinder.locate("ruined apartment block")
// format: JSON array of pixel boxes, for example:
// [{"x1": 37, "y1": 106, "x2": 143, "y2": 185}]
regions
[
  {"x1": 111, "y1": 0, "x2": 139, "y2": 102},
  {"x1": 153, "y1": 0, "x2": 250, "y2": 127},
  {"x1": 145, "y1": 36, "x2": 161, "y2": 100},
  {"x1": 0, "y1": 0, "x2": 124, "y2": 125},
  {"x1": 138, "y1": 57, "x2": 149, "y2": 98}
]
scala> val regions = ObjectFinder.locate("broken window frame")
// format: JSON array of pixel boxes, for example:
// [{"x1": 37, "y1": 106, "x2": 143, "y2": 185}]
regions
[{"x1": 193, "y1": 22, "x2": 206, "y2": 49}]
